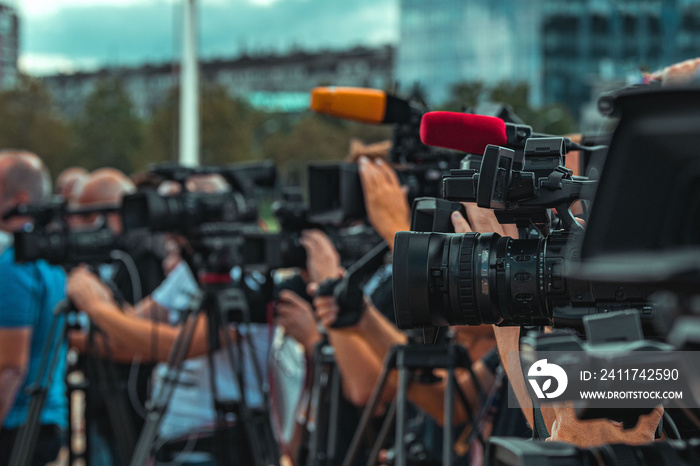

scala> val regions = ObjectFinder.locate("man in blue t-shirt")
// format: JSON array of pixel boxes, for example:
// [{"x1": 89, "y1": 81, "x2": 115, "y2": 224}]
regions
[{"x1": 0, "y1": 152, "x2": 68, "y2": 466}]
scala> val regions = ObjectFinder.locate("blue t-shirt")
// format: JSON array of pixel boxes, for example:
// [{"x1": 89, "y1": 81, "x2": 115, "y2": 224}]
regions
[{"x1": 0, "y1": 247, "x2": 68, "y2": 429}]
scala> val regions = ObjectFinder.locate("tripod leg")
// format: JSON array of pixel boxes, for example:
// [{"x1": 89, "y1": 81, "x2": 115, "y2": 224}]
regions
[
  {"x1": 129, "y1": 308, "x2": 201, "y2": 466},
  {"x1": 9, "y1": 311, "x2": 67, "y2": 466},
  {"x1": 307, "y1": 359, "x2": 331, "y2": 466},
  {"x1": 341, "y1": 347, "x2": 396, "y2": 466},
  {"x1": 205, "y1": 307, "x2": 235, "y2": 466},
  {"x1": 395, "y1": 365, "x2": 409, "y2": 466},
  {"x1": 90, "y1": 333, "x2": 137, "y2": 465},
  {"x1": 442, "y1": 365, "x2": 455, "y2": 466},
  {"x1": 325, "y1": 363, "x2": 341, "y2": 463},
  {"x1": 366, "y1": 400, "x2": 396, "y2": 466}
]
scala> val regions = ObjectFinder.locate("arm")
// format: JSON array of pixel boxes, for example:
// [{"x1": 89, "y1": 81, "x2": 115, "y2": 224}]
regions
[
  {"x1": 0, "y1": 328, "x2": 30, "y2": 424},
  {"x1": 68, "y1": 330, "x2": 159, "y2": 363},
  {"x1": 301, "y1": 230, "x2": 394, "y2": 407},
  {"x1": 79, "y1": 300, "x2": 211, "y2": 361},
  {"x1": 128, "y1": 296, "x2": 170, "y2": 323},
  {"x1": 318, "y1": 301, "x2": 494, "y2": 426},
  {"x1": 68, "y1": 268, "x2": 214, "y2": 361}
]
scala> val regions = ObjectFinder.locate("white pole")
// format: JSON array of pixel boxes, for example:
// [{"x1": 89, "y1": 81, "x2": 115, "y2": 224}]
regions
[{"x1": 179, "y1": 0, "x2": 199, "y2": 167}]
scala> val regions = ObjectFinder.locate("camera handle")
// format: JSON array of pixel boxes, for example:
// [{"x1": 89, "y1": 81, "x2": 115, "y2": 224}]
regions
[
  {"x1": 316, "y1": 242, "x2": 390, "y2": 328},
  {"x1": 342, "y1": 343, "x2": 482, "y2": 466}
]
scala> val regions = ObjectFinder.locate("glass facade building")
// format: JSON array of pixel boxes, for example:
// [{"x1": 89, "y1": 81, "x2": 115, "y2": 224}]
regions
[
  {"x1": 397, "y1": 0, "x2": 700, "y2": 119},
  {"x1": 396, "y1": 0, "x2": 543, "y2": 107},
  {"x1": 543, "y1": 0, "x2": 700, "y2": 116}
]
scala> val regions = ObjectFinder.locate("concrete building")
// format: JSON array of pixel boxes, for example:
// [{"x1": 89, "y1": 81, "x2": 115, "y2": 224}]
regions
[
  {"x1": 41, "y1": 45, "x2": 394, "y2": 119},
  {"x1": 0, "y1": 1, "x2": 18, "y2": 90}
]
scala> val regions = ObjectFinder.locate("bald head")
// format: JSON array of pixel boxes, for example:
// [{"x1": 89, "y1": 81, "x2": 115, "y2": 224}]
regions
[
  {"x1": 56, "y1": 167, "x2": 88, "y2": 201},
  {"x1": 0, "y1": 150, "x2": 51, "y2": 203},
  {"x1": 70, "y1": 168, "x2": 135, "y2": 234},
  {"x1": 0, "y1": 151, "x2": 52, "y2": 232},
  {"x1": 73, "y1": 169, "x2": 135, "y2": 209},
  {"x1": 185, "y1": 174, "x2": 230, "y2": 194}
]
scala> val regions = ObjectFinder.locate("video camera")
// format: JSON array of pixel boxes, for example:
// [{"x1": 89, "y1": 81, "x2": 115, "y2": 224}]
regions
[
  {"x1": 5, "y1": 199, "x2": 125, "y2": 266},
  {"x1": 122, "y1": 161, "x2": 309, "y2": 273},
  {"x1": 484, "y1": 86, "x2": 700, "y2": 465},
  {"x1": 391, "y1": 132, "x2": 658, "y2": 330}
]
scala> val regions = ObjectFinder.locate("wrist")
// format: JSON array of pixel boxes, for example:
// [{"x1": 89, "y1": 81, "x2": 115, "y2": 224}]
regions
[{"x1": 303, "y1": 331, "x2": 323, "y2": 357}]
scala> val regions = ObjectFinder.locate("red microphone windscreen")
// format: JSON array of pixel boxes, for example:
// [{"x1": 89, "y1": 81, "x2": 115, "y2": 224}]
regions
[{"x1": 420, "y1": 112, "x2": 508, "y2": 154}]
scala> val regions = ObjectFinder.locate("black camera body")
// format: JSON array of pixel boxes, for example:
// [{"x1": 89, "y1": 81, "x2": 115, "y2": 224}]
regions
[
  {"x1": 442, "y1": 137, "x2": 597, "y2": 231},
  {"x1": 307, "y1": 162, "x2": 449, "y2": 224},
  {"x1": 6, "y1": 200, "x2": 124, "y2": 266}
]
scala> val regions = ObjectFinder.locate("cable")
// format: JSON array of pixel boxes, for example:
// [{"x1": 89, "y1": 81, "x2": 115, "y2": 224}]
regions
[
  {"x1": 664, "y1": 411, "x2": 682, "y2": 440},
  {"x1": 109, "y1": 250, "x2": 150, "y2": 420},
  {"x1": 109, "y1": 250, "x2": 143, "y2": 304},
  {"x1": 127, "y1": 355, "x2": 147, "y2": 419}
]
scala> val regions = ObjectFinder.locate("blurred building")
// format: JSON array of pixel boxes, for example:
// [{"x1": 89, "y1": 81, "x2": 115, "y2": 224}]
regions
[
  {"x1": 41, "y1": 45, "x2": 394, "y2": 119},
  {"x1": 395, "y1": 0, "x2": 543, "y2": 107},
  {"x1": 542, "y1": 0, "x2": 700, "y2": 118},
  {"x1": 0, "y1": 1, "x2": 18, "y2": 90},
  {"x1": 396, "y1": 0, "x2": 700, "y2": 122}
]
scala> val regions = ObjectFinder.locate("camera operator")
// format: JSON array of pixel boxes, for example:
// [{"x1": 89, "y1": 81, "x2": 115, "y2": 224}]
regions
[
  {"x1": 66, "y1": 167, "x2": 166, "y2": 466},
  {"x1": 68, "y1": 173, "x2": 276, "y2": 465},
  {"x1": 0, "y1": 151, "x2": 67, "y2": 466}
]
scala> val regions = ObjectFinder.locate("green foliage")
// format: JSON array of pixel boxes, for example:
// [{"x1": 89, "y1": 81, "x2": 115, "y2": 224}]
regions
[
  {"x1": 0, "y1": 75, "x2": 74, "y2": 179},
  {"x1": 440, "y1": 81, "x2": 485, "y2": 112},
  {"x1": 134, "y1": 83, "x2": 261, "y2": 171},
  {"x1": 438, "y1": 80, "x2": 578, "y2": 135},
  {"x1": 72, "y1": 78, "x2": 143, "y2": 173},
  {"x1": 260, "y1": 113, "x2": 391, "y2": 186}
]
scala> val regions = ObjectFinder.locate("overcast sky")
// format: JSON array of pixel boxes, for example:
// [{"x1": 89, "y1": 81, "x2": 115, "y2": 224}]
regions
[{"x1": 16, "y1": 0, "x2": 399, "y2": 76}]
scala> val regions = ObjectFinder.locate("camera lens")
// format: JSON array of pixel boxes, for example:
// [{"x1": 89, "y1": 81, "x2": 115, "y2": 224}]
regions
[
  {"x1": 393, "y1": 231, "x2": 552, "y2": 328},
  {"x1": 393, "y1": 230, "x2": 655, "y2": 329},
  {"x1": 393, "y1": 232, "x2": 481, "y2": 328}
]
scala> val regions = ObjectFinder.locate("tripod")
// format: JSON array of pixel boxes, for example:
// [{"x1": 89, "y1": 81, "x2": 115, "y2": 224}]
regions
[
  {"x1": 342, "y1": 343, "x2": 484, "y2": 466},
  {"x1": 129, "y1": 270, "x2": 280, "y2": 466},
  {"x1": 296, "y1": 336, "x2": 343, "y2": 466},
  {"x1": 9, "y1": 301, "x2": 136, "y2": 466}
]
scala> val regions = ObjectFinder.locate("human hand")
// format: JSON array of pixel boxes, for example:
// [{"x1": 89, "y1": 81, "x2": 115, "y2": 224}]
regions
[
  {"x1": 546, "y1": 403, "x2": 663, "y2": 447},
  {"x1": 276, "y1": 290, "x2": 322, "y2": 354},
  {"x1": 451, "y1": 202, "x2": 519, "y2": 238},
  {"x1": 67, "y1": 266, "x2": 116, "y2": 315},
  {"x1": 649, "y1": 57, "x2": 700, "y2": 87},
  {"x1": 299, "y1": 229, "x2": 343, "y2": 284},
  {"x1": 358, "y1": 157, "x2": 411, "y2": 250}
]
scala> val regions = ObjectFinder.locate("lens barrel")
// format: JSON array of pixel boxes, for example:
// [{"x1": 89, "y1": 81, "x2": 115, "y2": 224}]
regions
[{"x1": 392, "y1": 230, "x2": 652, "y2": 329}]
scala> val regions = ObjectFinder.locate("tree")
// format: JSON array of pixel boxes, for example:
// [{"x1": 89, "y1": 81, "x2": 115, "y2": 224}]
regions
[
  {"x1": 0, "y1": 75, "x2": 75, "y2": 179},
  {"x1": 438, "y1": 80, "x2": 578, "y2": 135},
  {"x1": 439, "y1": 81, "x2": 485, "y2": 112},
  {"x1": 72, "y1": 78, "x2": 144, "y2": 174},
  {"x1": 261, "y1": 113, "x2": 391, "y2": 186},
  {"x1": 135, "y1": 83, "x2": 262, "y2": 171}
]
